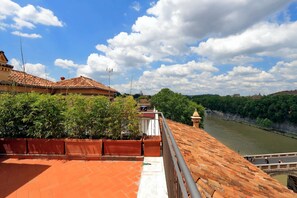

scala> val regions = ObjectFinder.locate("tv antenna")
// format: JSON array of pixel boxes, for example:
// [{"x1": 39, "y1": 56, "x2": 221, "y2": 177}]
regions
[
  {"x1": 19, "y1": 37, "x2": 27, "y2": 92},
  {"x1": 106, "y1": 67, "x2": 113, "y2": 99}
]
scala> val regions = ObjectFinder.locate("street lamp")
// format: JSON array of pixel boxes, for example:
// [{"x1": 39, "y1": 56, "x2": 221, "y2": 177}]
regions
[{"x1": 106, "y1": 67, "x2": 113, "y2": 99}]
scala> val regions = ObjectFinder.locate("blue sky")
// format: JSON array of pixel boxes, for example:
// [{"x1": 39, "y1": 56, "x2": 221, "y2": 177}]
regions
[{"x1": 1, "y1": 0, "x2": 297, "y2": 95}]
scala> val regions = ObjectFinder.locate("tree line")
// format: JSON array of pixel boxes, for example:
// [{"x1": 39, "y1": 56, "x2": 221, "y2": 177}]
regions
[{"x1": 190, "y1": 94, "x2": 297, "y2": 125}]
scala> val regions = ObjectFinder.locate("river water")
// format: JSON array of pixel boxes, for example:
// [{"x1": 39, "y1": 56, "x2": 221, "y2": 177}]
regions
[{"x1": 203, "y1": 115, "x2": 297, "y2": 186}]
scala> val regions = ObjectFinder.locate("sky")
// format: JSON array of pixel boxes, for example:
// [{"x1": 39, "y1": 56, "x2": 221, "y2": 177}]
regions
[{"x1": 1, "y1": 0, "x2": 297, "y2": 96}]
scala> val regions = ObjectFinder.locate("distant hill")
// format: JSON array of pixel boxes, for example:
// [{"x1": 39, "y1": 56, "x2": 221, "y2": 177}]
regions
[{"x1": 270, "y1": 90, "x2": 297, "y2": 96}]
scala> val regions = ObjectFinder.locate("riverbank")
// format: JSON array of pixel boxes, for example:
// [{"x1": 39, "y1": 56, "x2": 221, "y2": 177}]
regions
[
  {"x1": 206, "y1": 110, "x2": 297, "y2": 139},
  {"x1": 203, "y1": 115, "x2": 297, "y2": 187}
]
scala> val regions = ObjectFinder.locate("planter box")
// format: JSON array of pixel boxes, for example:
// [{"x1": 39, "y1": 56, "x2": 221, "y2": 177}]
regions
[
  {"x1": 103, "y1": 139, "x2": 142, "y2": 156},
  {"x1": 65, "y1": 139, "x2": 102, "y2": 157},
  {"x1": 0, "y1": 138, "x2": 27, "y2": 154},
  {"x1": 143, "y1": 136, "x2": 161, "y2": 157},
  {"x1": 27, "y1": 139, "x2": 65, "y2": 155}
]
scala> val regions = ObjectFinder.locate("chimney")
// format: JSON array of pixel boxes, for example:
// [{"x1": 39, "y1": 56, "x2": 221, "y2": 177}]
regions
[
  {"x1": 60, "y1": 77, "x2": 65, "y2": 80},
  {"x1": 191, "y1": 109, "x2": 201, "y2": 128}
]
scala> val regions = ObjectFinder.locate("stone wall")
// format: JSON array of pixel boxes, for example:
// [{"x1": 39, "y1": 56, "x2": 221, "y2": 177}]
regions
[{"x1": 288, "y1": 175, "x2": 297, "y2": 193}]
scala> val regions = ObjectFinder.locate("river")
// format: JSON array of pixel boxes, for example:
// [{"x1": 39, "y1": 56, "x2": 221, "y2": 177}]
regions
[{"x1": 203, "y1": 115, "x2": 297, "y2": 186}]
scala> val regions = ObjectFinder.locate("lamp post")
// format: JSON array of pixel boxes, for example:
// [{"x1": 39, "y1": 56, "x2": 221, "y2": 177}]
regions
[{"x1": 106, "y1": 67, "x2": 113, "y2": 99}]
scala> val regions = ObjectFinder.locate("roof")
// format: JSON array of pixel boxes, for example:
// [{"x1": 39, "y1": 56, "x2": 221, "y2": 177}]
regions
[
  {"x1": 167, "y1": 120, "x2": 296, "y2": 197},
  {"x1": 8, "y1": 70, "x2": 55, "y2": 87},
  {"x1": 55, "y1": 76, "x2": 117, "y2": 92}
]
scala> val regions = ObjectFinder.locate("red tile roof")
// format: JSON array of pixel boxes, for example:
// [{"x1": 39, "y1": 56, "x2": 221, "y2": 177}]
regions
[
  {"x1": 55, "y1": 76, "x2": 117, "y2": 92},
  {"x1": 9, "y1": 70, "x2": 55, "y2": 87},
  {"x1": 5, "y1": 71, "x2": 117, "y2": 93},
  {"x1": 167, "y1": 120, "x2": 296, "y2": 197}
]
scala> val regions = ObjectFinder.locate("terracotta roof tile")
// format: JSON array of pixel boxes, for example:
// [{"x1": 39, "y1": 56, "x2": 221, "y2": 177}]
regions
[
  {"x1": 167, "y1": 120, "x2": 297, "y2": 198},
  {"x1": 9, "y1": 70, "x2": 55, "y2": 87},
  {"x1": 55, "y1": 76, "x2": 117, "y2": 92}
]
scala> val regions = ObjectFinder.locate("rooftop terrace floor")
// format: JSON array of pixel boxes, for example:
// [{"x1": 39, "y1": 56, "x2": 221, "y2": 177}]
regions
[{"x1": 0, "y1": 158, "x2": 142, "y2": 198}]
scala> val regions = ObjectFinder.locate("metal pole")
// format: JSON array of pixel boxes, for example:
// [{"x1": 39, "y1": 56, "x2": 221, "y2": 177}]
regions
[{"x1": 106, "y1": 68, "x2": 113, "y2": 99}]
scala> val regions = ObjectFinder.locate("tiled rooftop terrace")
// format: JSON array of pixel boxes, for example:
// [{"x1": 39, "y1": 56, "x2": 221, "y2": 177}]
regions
[{"x1": 0, "y1": 158, "x2": 142, "y2": 198}]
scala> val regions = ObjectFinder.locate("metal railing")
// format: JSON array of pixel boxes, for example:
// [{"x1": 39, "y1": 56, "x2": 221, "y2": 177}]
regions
[
  {"x1": 141, "y1": 111, "x2": 201, "y2": 198},
  {"x1": 256, "y1": 162, "x2": 297, "y2": 172},
  {"x1": 244, "y1": 152, "x2": 297, "y2": 159}
]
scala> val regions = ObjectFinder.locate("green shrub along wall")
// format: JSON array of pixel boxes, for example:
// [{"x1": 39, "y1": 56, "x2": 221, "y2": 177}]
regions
[{"x1": 0, "y1": 93, "x2": 139, "y2": 139}]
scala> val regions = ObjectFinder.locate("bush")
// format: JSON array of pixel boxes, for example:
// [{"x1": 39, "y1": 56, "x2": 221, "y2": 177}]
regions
[
  {"x1": 0, "y1": 93, "x2": 141, "y2": 139},
  {"x1": 107, "y1": 96, "x2": 140, "y2": 139},
  {"x1": 256, "y1": 117, "x2": 273, "y2": 129}
]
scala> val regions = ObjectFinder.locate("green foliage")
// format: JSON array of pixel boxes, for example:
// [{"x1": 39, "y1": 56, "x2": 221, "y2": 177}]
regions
[
  {"x1": 107, "y1": 96, "x2": 140, "y2": 139},
  {"x1": 27, "y1": 94, "x2": 66, "y2": 138},
  {"x1": 0, "y1": 93, "x2": 140, "y2": 139},
  {"x1": 151, "y1": 88, "x2": 205, "y2": 126},
  {"x1": 256, "y1": 117, "x2": 273, "y2": 129},
  {"x1": 191, "y1": 94, "x2": 297, "y2": 125}
]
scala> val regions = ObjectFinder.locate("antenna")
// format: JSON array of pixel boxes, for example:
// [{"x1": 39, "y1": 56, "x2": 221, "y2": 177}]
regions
[
  {"x1": 20, "y1": 37, "x2": 25, "y2": 72},
  {"x1": 106, "y1": 67, "x2": 113, "y2": 99},
  {"x1": 19, "y1": 37, "x2": 27, "y2": 92}
]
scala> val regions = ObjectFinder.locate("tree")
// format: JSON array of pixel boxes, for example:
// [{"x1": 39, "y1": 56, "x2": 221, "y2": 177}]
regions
[{"x1": 151, "y1": 88, "x2": 204, "y2": 126}]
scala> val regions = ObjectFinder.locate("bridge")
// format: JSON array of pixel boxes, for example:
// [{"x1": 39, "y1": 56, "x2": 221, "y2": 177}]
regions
[{"x1": 244, "y1": 152, "x2": 297, "y2": 174}]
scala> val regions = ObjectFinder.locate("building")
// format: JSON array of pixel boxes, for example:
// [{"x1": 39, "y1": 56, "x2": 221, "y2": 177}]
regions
[{"x1": 0, "y1": 51, "x2": 117, "y2": 98}]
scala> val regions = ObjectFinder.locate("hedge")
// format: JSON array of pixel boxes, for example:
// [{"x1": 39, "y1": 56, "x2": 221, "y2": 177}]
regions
[{"x1": 0, "y1": 93, "x2": 140, "y2": 139}]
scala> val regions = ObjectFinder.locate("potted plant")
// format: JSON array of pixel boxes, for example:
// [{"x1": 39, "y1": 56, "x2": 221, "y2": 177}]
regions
[
  {"x1": 27, "y1": 138, "x2": 65, "y2": 155},
  {"x1": 103, "y1": 96, "x2": 142, "y2": 156},
  {"x1": 143, "y1": 135, "x2": 161, "y2": 157},
  {"x1": 65, "y1": 139, "x2": 102, "y2": 158},
  {"x1": 0, "y1": 138, "x2": 27, "y2": 154},
  {"x1": 64, "y1": 95, "x2": 104, "y2": 158}
]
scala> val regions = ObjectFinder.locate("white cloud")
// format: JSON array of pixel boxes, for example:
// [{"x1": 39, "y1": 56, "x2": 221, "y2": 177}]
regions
[
  {"x1": 0, "y1": 0, "x2": 63, "y2": 36},
  {"x1": 54, "y1": 59, "x2": 79, "y2": 69},
  {"x1": 16, "y1": 5, "x2": 63, "y2": 28},
  {"x1": 12, "y1": 17, "x2": 35, "y2": 29},
  {"x1": 76, "y1": 53, "x2": 119, "y2": 81},
  {"x1": 193, "y1": 22, "x2": 297, "y2": 62},
  {"x1": 113, "y1": 59, "x2": 297, "y2": 96},
  {"x1": 94, "y1": 0, "x2": 291, "y2": 70},
  {"x1": 49, "y1": 0, "x2": 296, "y2": 96},
  {"x1": 11, "y1": 31, "x2": 41, "y2": 38},
  {"x1": 131, "y1": 1, "x2": 141, "y2": 12},
  {"x1": 113, "y1": 61, "x2": 218, "y2": 94}
]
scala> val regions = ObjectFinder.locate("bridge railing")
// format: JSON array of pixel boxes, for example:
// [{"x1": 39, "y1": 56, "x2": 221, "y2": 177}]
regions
[
  {"x1": 256, "y1": 162, "x2": 297, "y2": 172},
  {"x1": 141, "y1": 112, "x2": 201, "y2": 198},
  {"x1": 244, "y1": 152, "x2": 297, "y2": 159}
]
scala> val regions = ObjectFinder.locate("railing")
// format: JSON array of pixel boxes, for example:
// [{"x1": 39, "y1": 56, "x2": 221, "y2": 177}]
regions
[
  {"x1": 256, "y1": 162, "x2": 297, "y2": 172},
  {"x1": 244, "y1": 152, "x2": 297, "y2": 159},
  {"x1": 141, "y1": 112, "x2": 201, "y2": 198}
]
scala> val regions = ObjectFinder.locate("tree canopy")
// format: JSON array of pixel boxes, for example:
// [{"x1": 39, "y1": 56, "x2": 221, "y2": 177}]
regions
[
  {"x1": 190, "y1": 94, "x2": 297, "y2": 125},
  {"x1": 151, "y1": 88, "x2": 204, "y2": 126}
]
